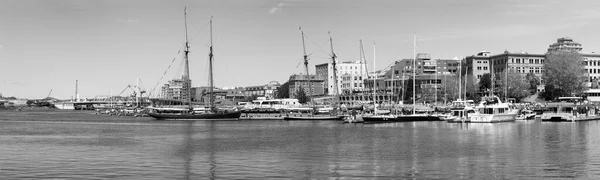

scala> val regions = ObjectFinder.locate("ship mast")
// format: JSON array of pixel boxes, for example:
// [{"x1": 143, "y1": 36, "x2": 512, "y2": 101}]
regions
[
  {"x1": 300, "y1": 27, "x2": 313, "y2": 106},
  {"x1": 373, "y1": 42, "x2": 377, "y2": 105},
  {"x1": 412, "y1": 34, "x2": 416, "y2": 114},
  {"x1": 329, "y1": 31, "x2": 339, "y2": 110},
  {"x1": 209, "y1": 16, "x2": 215, "y2": 111},
  {"x1": 183, "y1": 7, "x2": 192, "y2": 110},
  {"x1": 359, "y1": 40, "x2": 368, "y2": 105}
]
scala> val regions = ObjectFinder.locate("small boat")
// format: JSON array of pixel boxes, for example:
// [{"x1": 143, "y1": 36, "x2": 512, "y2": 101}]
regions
[
  {"x1": 54, "y1": 101, "x2": 75, "y2": 110},
  {"x1": 466, "y1": 96, "x2": 518, "y2": 123},
  {"x1": 445, "y1": 100, "x2": 476, "y2": 123},
  {"x1": 516, "y1": 110, "x2": 536, "y2": 120}
]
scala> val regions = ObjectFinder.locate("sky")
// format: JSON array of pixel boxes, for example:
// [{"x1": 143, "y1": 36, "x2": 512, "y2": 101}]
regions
[{"x1": 2, "y1": 0, "x2": 600, "y2": 99}]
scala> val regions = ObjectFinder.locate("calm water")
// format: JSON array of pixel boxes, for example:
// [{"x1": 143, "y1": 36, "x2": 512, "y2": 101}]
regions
[{"x1": 2, "y1": 111, "x2": 600, "y2": 179}]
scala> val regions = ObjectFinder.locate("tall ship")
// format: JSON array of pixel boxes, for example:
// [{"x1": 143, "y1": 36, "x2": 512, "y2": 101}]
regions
[
  {"x1": 283, "y1": 29, "x2": 343, "y2": 121},
  {"x1": 148, "y1": 9, "x2": 241, "y2": 120}
]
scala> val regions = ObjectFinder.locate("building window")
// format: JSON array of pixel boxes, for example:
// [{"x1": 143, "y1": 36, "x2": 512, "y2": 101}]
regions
[
  {"x1": 477, "y1": 75, "x2": 482, "y2": 79},
  {"x1": 483, "y1": 67, "x2": 488, "y2": 70},
  {"x1": 477, "y1": 66, "x2": 482, "y2": 70}
]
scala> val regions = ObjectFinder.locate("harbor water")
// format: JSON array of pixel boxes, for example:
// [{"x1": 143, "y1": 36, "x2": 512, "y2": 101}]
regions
[{"x1": 2, "y1": 111, "x2": 600, "y2": 179}]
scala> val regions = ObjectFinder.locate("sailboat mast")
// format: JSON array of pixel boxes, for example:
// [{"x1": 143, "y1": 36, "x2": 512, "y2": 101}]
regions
[
  {"x1": 300, "y1": 27, "x2": 313, "y2": 105},
  {"x1": 464, "y1": 66, "x2": 468, "y2": 100},
  {"x1": 373, "y1": 42, "x2": 377, "y2": 105},
  {"x1": 412, "y1": 34, "x2": 416, "y2": 114},
  {"x1": 434, "y1": 65, "x2": 437, "y2": 105},
  {"x1": 183, "y1": 7, "x2": 192, "y2": 109},
  {"x1": 505, "y1": 61, "x2": 509, "y2": 102},
  {"x1": 329, "y1": 32, "x2": 339, "y2": 107},
  {"x1": 490, "y1": 59, "x2": 494, "y2": 97},
  {"x1": 359, "y1": 40, "x2": 364, "y2": 103},
  {"x1": 208, "y1": 16, "x2": 215, "y2": 110},
  {"x1": 458, "y1": 60, "x2": 462, "y2": 100}
]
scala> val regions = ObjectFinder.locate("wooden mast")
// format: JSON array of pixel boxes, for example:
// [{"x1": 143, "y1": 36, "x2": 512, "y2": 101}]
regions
[
  {"x1": 208, "y1": 16, "x2": 215, "y2": 111},
  {"x1": 183, "y1": 7, "x2": 192, "y2": 110},
  {"x1": 300, "y1": 27, "x2": 313, "y2": 106},
  {"x1": 329, "y1": 31, "x2": 339, "y2": 110}
]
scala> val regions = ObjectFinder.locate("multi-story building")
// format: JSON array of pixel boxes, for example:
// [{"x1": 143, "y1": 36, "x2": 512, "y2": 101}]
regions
[
  {"x1": 360, "y1": 53, "x2": 461, "y2": 104},
  {"x1": 244, "y1": 81, "x2": 281, "y2": 99},
  {"x1": 160, "y1": 78, "x2": 191, "y2": 100},
  {"x1": 466, "y1": 50, "x2": 545, "y2": 83},
  {"x1": 315, "y1": 61, "x2": 368, "y2": 95},
  {"x1": 288, "y1": 74, "x2": 325, "y2": 99}
]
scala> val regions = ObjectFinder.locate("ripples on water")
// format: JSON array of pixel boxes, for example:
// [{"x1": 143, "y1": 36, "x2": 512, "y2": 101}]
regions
[{"x1": 1, "y1": 111, "x2": 600, "y2": 179}]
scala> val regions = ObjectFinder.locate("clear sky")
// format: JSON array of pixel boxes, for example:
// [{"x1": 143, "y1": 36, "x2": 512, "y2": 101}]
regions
[{"x1": 2, "y1": 0, "x2": 600, "y2": 99}]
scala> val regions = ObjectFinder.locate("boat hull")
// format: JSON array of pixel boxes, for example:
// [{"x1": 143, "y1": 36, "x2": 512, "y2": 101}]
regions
[
  {"x1": 283, "y1": 115, "x2": 344, "y2": 121},
  {"x1": 468, "y1": 113, "x2": 517, "y2": 123},
  {"x1": 396, "y1": 115, "x2": 435, "y2": 121},
  {"x1": 148, "y1": 111, "x2": 241, "y2": 120},
  {"x1": 541, "y1": 113, "x2": 600, "y2": 122},
  {"x1": 362, "y1": 115, "x2": 398, "y2": 123},
  {"x1": 54, "y1": 103, "x2": 75, "y2": 110}
]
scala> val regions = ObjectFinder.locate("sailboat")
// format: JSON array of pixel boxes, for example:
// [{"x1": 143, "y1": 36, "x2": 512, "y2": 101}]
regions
[
  {"x1": 148, "y1": 9, "x2": 242, "y2": 120},
  {"x1": 394, "y1": 34, "x2": 436, "y2": 121},
  {"x1": 362, "y1": 42, "x2": 400, "y2": 123},
  {"x1": 283, "y1": 29, "x2": 344, "y2": 121}
]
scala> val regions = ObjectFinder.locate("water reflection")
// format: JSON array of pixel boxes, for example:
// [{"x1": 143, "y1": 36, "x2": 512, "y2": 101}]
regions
[{"x1": 3, "y1": 112, "x2": 600, "y2": 179}]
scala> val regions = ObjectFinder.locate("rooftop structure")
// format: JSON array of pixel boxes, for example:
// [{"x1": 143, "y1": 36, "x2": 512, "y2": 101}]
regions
[{"x1": 548, "y1": 37, "x2": 582, "y2": 52}]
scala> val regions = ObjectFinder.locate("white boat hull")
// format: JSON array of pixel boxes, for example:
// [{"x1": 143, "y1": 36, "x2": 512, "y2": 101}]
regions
[
  {"x1": 55, "y1": 103, "x2": 75, "y2": 110},
  {"x1": 468, "y1": 112, "x2": 517, "y2": 123}
]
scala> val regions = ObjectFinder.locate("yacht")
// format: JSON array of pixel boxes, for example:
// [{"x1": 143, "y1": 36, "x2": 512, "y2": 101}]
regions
[
  {"x1": 541, "y1": 97, "x2": 600, "y2": 122},
  {"x1": 444, "y1": 100, "x2": 476, "y2": 123},
  {"x1": 466, "y1": 96, "x2": 518, "y2": 123}
]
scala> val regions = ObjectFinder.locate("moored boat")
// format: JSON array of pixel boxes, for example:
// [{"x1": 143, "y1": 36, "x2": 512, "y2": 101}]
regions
[
  {"x1": 148, "y1": 11, "x2": 240, "y2": 121},
  {"x1": 541, "y1": 97, "x2": 600, "y2": 122},
  {"x1": 445, "y1": 100, "x2": 476, "y2": 123},
  {"x1": 54, "y1": 101, "x2": 75, "y2": 110},
  {"x1": 467, "y1": 96, "x2": 518, "y2": 123}
]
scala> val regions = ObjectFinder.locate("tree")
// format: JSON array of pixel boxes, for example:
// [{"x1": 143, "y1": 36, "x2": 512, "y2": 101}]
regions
[
  {"x1": 441, "y1": 74, "x2": 460, "y2": 103},
  {"x1": 276, "y1": 81, "x2": 290, "y2": 99},
  {"x1": 498, "y1": 72, "x2": 530, "y2": 102},
  {"x1": 479, "y1": 73, "x2": 492, "y2": 92},
  {"x1": 541, "y1": 51, "x2": 588, "y2": 100},
  {"x1": 295, "y1": 87, "x2": 309, "y2": 104},
  {"x1": 525, "y1": 72, "x2": 540, "y2": 94},
  {"x1": 245, "y1": 94, "x2": 259, "y2": 102},
  {"x1": 465, "y1": 75, "x2": 480, "y2": 101}
]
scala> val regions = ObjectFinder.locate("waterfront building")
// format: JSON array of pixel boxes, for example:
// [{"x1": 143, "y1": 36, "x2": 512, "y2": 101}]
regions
[
  {"x1": 315, "y1": 61, "x2": 368, "y2": 95},
  {"x1": 360, "y1": 53, "x2": 461, "y2": 104},
  {"x1": 466, "y1": 50, "x2": 545, "y2": 84},
  {"x1": 160, "y1": 78, "x2": 191, "y2": 101},
  {"x1": 243, "y1": 81, "x2": 280, "y2": 99},
  {"x1": 287, "y1": 74, "x2": 325, "y2": 99}
]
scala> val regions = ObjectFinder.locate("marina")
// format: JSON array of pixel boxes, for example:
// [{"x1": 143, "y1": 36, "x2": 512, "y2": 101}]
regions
[{"x1": 4, "y1": 1, "x2": 600, "y2": 179}]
